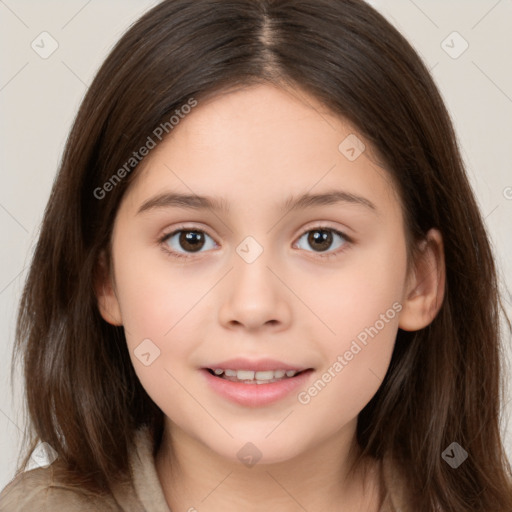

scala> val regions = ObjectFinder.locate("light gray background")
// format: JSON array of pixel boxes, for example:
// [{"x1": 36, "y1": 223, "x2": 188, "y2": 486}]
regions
[{"x1": 1, "y1": 0, "x2": 511, "y2": 490}]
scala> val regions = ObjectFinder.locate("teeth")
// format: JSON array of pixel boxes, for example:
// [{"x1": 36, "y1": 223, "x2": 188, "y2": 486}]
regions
[
  {"x1": 210, "y1": 368, "x2": 300, "y2": 383},
  {"x1": 254, "y1": 370, "x2": 274, "y2": 380},
  {"x1": 237, "y1": 370, "x2": 255, "y2": 380}
]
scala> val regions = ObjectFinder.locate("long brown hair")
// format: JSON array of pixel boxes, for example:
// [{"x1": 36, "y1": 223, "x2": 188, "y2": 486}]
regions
[{"x1": 8, "y1": 0, "x2": 512, "y2": 510}]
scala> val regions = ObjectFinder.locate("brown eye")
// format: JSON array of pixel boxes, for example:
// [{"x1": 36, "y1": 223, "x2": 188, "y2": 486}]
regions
[
  {"x1": 163, "y1": 229, "x2": 216, "y2": 255},
  {"x1": 178, "y1": 231, "x2": 205, "y2": 252},
  {"x1": 307, "y1": 230, "x2": 333, "y2": 251},
  {"x1": 295, "y1": 228, "x2": 348, "y2": 255}
]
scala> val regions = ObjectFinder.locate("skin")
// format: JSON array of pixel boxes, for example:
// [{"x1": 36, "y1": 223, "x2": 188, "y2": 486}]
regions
[{"x1": 97, "y1": 84, "x2": 445, "y2": 511}]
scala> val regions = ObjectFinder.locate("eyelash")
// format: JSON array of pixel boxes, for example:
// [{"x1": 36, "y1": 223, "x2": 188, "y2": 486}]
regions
[{"x1": 158, "y1": 224, "x2": 352, "y2": 261}]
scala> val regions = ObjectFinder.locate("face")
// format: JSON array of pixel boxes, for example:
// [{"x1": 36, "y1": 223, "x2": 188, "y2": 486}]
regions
[{"x1": 99, "y1": 84, "x2": 420, "y2": 466}]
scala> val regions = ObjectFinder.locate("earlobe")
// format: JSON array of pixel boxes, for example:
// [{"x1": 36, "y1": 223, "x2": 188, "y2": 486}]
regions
[
  {"x1": 94, "y1": 250, "x2": 123, "y2": 326},
  {"x1": 398, "y1": 229, "x2": 445, "y2": 332}
]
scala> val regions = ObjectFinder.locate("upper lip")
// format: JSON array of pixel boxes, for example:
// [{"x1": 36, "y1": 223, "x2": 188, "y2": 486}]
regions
[{"x1": 204, "y1": 358, "x2": 312, "y2": 372}]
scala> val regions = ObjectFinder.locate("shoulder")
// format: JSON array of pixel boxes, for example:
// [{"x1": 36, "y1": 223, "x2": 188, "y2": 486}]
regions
[{"x1": 0, "y1": 465, "x2": 118, "y2": 512}]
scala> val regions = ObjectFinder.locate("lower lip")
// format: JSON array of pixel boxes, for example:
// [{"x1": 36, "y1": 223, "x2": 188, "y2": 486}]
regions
[{"x1": 201, "y1": 368, "x2": 314, "y2": 407}]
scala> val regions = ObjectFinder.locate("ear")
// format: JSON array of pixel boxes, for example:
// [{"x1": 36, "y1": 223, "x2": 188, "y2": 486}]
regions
[
  {"x1": 399, "y1": 228, "x2": 445, "y2": 331},
  {"x1": 94, "y1": 250, "x2": 123, "y2": 326}
]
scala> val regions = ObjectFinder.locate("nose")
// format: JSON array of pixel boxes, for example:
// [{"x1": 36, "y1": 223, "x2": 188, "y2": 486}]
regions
[{"x1": 217, "y1": 249, "x2": 292, "y2": 332}]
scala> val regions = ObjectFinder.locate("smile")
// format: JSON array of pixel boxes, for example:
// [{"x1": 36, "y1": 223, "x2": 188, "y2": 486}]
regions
[
  {"x1": 201, "y1": 368, "x2": 314, "y2": 407},
  {"x1": 207, "y1": 368, "x2": 302, "y2": 384}
]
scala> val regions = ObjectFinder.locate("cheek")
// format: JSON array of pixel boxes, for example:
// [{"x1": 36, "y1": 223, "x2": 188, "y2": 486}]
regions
[
  {"x1": 111, "y1": 244, "x2": 214, "y2": 386},
  {"x1": 300, "y1": 224, "x2": 407, "y2": 342},
  {"x1": 296, "y1": 297, "x2": 400, "y2": 426},
  {"x1": 113, "y1": 252, "x2": 213, "y2": 418},
  {"x1": 113, "y1": 241, "x2": 209, "y2": 338},
  {"x1": 294, "y1": 231, "x2": 406, "y2": 414}
]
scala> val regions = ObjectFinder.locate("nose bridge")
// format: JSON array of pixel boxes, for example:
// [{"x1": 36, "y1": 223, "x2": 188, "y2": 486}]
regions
[
  {"x1": 231, "y1": 233, "x2": 277, "y2": 298},
  {"x1": 217, "y1": 232, "x2": 291, "y2": 330}
]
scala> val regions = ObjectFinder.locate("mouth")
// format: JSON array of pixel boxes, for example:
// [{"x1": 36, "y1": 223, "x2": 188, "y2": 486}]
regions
[
  {"x1": 200, "y1": 361, "x2": 315, "y2": 407},
  {"x1": 205, "y1": 367, "x2": 313, "y2": 384}
]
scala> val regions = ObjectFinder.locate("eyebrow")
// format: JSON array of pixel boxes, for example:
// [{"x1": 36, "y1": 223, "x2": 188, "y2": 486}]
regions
[{"x1": 136, "y1": 189, "x2": 377, "y2": 216}]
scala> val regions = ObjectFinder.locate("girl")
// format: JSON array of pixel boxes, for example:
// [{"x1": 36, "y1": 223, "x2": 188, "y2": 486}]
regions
[{"x1": 1, "y1": 0, "x2": 511, "y2": 510}]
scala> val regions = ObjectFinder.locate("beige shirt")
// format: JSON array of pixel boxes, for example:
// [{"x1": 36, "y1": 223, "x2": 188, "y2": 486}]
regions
[{"x1": 0, "y1": 427, "x2": 409, "y2": 511}]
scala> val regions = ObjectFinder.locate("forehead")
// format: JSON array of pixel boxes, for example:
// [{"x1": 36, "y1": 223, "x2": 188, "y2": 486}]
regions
[{"x1": 120, "y1": 83, "x2": 401, "y2": 221}]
